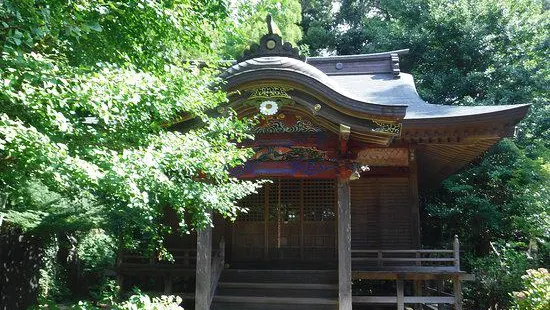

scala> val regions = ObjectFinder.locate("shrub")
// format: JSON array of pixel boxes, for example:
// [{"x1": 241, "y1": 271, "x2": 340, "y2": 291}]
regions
[
  {"x1": 511, "y1": 268, "x2": 550, "y2": 310},
  {"x1": 36, "y1": 291, "x2": 184, "y2": 310}
]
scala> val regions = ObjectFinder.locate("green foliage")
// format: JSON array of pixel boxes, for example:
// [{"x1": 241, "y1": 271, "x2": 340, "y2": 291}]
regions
[
  {"x1": 1, "y1": 0, "x2": 301, "y2": 306},
  {"x1": 0, "y1": 0, "x2": 264, "y2": 254},
  {"x1": 423, "y1": 139, "x2": 549, "y2": 308},
  {"x1": 38, "y1": 237, "x2": 69, "y2": 301},
  {"x1": 222, "y1": 0, "x2": 303, "y2": 58},
  {"x1": 423, "y1": 139, "x2": 549, "y2": 253},
  {"x1": 512, "y1": 268, "x2": 550, "y2": 310},
  {"x1": 300, "y1": 0, "x2": 334, "y2": 55},
  {"x1": 301, "y1": 0, "x2": 549, "y2": 308},
  {"x1": 76, "y1": 229, "x2": 115, "y2": 273},
  {"x1": 37, "y1": 290, "x2": 184, "y2": 310},
  {"x1": 465, "y1": 244, "x2": 532, "y2": 308}
]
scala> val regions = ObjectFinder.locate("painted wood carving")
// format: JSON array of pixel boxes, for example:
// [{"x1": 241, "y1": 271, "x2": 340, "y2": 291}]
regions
[{"x1": 254, "y1": 113, "x2": 322, "y2": 134}]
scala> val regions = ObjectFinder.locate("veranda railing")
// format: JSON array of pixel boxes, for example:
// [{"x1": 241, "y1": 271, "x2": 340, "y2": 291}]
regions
[{"x1": 351, "y1": 236, "x2": 465, "y2": 310}]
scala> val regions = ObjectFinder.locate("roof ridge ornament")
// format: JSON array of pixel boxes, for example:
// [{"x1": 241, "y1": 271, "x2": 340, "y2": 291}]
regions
[{"x1": 237, "y1": 14, "x2": 306, "y2": 63}]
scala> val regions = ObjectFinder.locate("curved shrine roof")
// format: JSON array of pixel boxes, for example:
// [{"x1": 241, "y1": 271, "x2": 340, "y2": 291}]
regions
[
  {"x1": 222, "y1": 53, "x2": 528, "y2": 123},
  {"x1": 219, "y1": 16, "x2": 529, "y2": 185}
]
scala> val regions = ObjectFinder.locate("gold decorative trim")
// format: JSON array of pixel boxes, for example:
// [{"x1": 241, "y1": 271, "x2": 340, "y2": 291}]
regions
[
  {"x1": 371, "y1": 119, "x2": 402, "y2": 135},
  {"x1": 248, "y1": 86, "x2": 293, "y2": 101}
]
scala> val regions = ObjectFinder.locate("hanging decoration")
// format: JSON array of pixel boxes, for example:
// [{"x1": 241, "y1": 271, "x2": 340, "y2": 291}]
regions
[
  {"x1": 246, "y1": 86, "x2": 294, "y2": 117},
  {"x1": 259, "y1": 100, "x2": 279, "y2": 115}
]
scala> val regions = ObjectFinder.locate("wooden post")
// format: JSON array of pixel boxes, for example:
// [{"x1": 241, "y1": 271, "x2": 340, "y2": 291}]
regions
[
  {"x1": 453, "y1": 276, "x2": 462, "y2": 310},
  {"x1": 338, "y1": 178, "x2": 352, "y2": 310},
  {"x1": 454, "y1": 235, "x2": 460, "y2": 271},
  {"x1": 437, "y1": 279, "x2": 444, "y2": 310},
  {"x1": 414, "y1": 251, "x2": 422, "y2": 310},
  {"x1": 397, "y1": 279, "x2": 405, "y2": 310},
  {"x1": 164, "y1": 274, "x2": 173, "y2": 294},
  {"x1": 264, "y1": 183, "x2": 269, "y2": 260},
  {"x1": 300, "y1": 180, "x2": 305, "y2": 260},
  {"x1": 453, "y1": 236, "x2": 462, "y2": 310},
  {"x1": 195, "y1": 221, "x2": 212, "y2": 310},
  {"x1": 409, "y1": 147, "x2": 421, "y2": 248}
]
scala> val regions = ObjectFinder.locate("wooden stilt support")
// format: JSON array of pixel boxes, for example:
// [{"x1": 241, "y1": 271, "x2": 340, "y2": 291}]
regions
[
  {"x1": 164, "y1": 275, "x2": 173, "y2": 294},
  {"x1": 453, "y1": 235, "x2": 463, "y2": 310},
  {"x1": 453, "y1": 276, "x2": 462, "y2": 310},
  {"x1": 338, "y1": 177, "x2": 352, "y2": 310},
  {"x1": 397, "y1": 279, "x2": 405, "y2": 310},
  {"x1": 413, "y1": 280, "x2": 422, "y2": 310},
  {"x1": 195, "y1": 220, "x2": 212, "y2": 310},
  {"x1": 437, "y1": 279, "x2": 444, "y2": 310}
]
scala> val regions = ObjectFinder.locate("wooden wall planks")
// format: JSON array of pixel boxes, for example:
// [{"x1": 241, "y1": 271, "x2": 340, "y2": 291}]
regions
[{"x1": 350, "y1": 177, "x2": 414, "y2": 250}]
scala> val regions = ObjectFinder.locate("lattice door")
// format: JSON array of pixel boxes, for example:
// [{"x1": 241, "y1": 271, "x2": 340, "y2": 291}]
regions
[
  {"x1": 232, "y1": 179, "x2": 336, "y2": 262},
  {"x1": 268, "y1": 179, "x2": 301, "y2": 261},
  {"x1": 302, "y1": 179, "x2": 336, "y2": 261},
  {"x1": 232, "y1": 185, "x2": 265, "y2": 261}
]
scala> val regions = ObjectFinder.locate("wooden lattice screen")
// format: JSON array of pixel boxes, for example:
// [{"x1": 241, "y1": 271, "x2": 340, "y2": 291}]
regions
[{"x1": 232, "y1": 179, "x2": 337, "y2": 262}]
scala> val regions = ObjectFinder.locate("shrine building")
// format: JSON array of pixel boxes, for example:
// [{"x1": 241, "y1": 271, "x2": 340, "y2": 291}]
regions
[{"x1": 117, "y1": 16, "x2": 529, "y2": 310}]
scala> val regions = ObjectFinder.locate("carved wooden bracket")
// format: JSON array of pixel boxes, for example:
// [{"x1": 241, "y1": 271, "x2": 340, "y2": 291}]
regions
[{"x1": 339, "y1": 124, "x2": 351, "y2": 156}]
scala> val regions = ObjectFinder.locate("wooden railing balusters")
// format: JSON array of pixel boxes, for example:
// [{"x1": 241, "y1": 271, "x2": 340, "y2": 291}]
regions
[{"x1": 350, "y1": 237, "x2": 466, "y2": 309}]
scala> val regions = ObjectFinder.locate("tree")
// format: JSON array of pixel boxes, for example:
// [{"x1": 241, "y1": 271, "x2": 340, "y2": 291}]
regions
[
  {"x1": 1, "y1": 0, "x2": 275, "y2": 306},
  {"x1": 0, "y1": 0, "x2": 263, "y2": 250},
  {"x1": 301, "y1": 0, "x2": 549, "y2": 308},
  {"x1": 222, "y1": 0, "x2": 303, "y2": 58},
  {"x1": 300, "y1": 0, "x2": 335, "y2": 55}
]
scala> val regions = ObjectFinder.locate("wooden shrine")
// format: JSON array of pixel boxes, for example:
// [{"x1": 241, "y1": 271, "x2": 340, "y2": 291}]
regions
[{"x1": 116, "y1": 16, "x2": 529, "y2": 310}]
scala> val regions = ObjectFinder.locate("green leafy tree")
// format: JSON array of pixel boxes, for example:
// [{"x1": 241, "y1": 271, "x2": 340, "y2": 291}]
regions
[
  {"x1": 301, "y1": 0, "x2": 549, "y2": 308},
  {"x1": 222, "y1": 0, "x2": 303, "y2": 58},
  {"x1": 0, "y1": 0, "x2": 264, "y2": 251},
  {"x1": 0, "y1": 0, "x2": 275, "y2": 306},
  {"x1": 300, "y1": 0, "x2": 335, "y2": 55}
]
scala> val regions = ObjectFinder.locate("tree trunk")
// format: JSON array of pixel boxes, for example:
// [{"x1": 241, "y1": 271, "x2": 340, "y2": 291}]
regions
[{"x1": 0, "y1": 227, "x2": 43, "y2": 310}]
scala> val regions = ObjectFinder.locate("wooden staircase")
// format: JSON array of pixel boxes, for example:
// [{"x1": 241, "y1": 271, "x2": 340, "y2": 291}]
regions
[{"x1": 210, "y1": 269, "x2": 338, "y2": 310}]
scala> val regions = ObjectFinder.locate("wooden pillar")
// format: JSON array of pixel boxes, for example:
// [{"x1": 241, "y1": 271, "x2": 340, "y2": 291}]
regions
[
  {"x1": 397, "y1": 279, "x2": 405, "y2": 310},
  {"x1": 413, "y1": 279, "x2": 422, "y2": 310},
  {"x1": 338, "y1": 177, "x2": 352, "y2": 310},
  {"x1": 453, "y1": 236, "x2": 462, "y2": 310},
  {"x1": 409, "y1": 147, "x2": 421, "y2": 248},
  {"x1": 164, "y1": 275, "x2": 173, "y2": 294},
  {"x1": 195, "y1": 222, "x2": 212, "y2": 310},
  {"x1": 437, "y1": 279, "x2": 444, "y2": 310},
  {"x1": 453, "y1": 276, "x2": 463, "y2": 310},
  {"x1": 264, "y1": 183, "x2": 269, "y2": 260}
]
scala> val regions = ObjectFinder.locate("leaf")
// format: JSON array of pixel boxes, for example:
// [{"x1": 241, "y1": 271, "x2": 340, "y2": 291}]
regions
[{"x1": 89, "y1": 23, "x2": 102, "y2": 32}]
